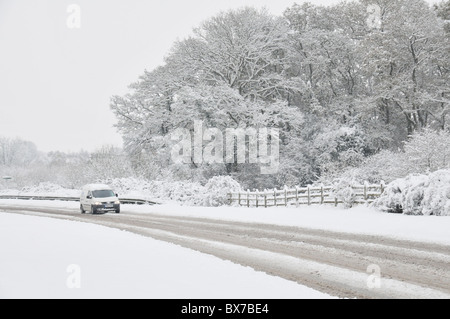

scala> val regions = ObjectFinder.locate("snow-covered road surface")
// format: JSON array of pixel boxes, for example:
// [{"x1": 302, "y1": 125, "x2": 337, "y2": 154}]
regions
[{"x1": 1, "y1": 200, "x2": 449, "y2": 299}]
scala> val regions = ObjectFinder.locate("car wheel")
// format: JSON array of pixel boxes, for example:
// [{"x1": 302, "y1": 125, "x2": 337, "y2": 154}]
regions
[
  {"x1": 91, "y1": 205, "x2": 96, "y2": 215},
  {"x1": 80, "y1": 204, "x2": 85, "y2": 214},
  {"x1": 115, "y1": 208, "x2": 120, "y2": 214}
]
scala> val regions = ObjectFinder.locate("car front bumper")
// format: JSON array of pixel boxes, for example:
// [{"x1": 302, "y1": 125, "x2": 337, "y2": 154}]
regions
[{"x1": 93, "y1": 204, "x2": 120, "y2": 212}]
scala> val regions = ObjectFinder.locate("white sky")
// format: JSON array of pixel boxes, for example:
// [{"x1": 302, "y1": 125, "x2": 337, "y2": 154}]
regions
[{"x1": 0, "y1": 0, "x2": 442, "y2": 153}]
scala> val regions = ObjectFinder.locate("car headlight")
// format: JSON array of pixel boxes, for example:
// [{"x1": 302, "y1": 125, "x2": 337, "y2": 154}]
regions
[
  {"x1": 114, "y1": 200, "x2": 120, "y2": 205},
  {"x1": 94, "y1": 202, "x2": 102, "y2": 206}
]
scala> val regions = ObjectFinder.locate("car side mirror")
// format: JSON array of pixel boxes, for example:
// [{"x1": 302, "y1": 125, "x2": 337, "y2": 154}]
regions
[
  {"x1": 115, "y1": 193, "x2": 118, "y2": 197},
  {"x1": 87, "y1": 195, "x2": 92, "y2": 199}
]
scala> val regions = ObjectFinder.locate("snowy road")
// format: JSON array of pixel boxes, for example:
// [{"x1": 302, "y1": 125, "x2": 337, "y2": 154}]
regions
[{"x1": 1, "y1": 203, "x2": 450, "y2": 299}]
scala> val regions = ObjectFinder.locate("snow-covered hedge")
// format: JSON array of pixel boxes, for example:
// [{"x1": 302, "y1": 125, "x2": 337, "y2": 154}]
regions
[
  {"x1": 106, "y1": 176, "x2": 242, "y2": 207},
  {"x1": 203, "y1": 176, "x2": 243, "y2": 207},
  {"x1": 3, "y1": 176, "x2": 243, "y2": 207},
  {"x1": 336, "y1": 129, "x2": 450, "y2": 185},
  {"x1": 3, "y1": 182, "x2": 81, "y2": 197},
  {"x1": 373, "y1": 170, "x2": 450, "y2": 216},
  {"x1": 106, "y1": 178, "x2": 207, "y2": 206},
  {"x1": 328, "y1": 179, "x2": 358, "y2": 208}
]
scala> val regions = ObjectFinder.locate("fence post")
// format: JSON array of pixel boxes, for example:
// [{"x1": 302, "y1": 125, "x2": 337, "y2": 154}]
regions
[
  {"x1": 335, "y1": 197, "x2": 338, "y2": 207},
  {"x1": 256, "y1": 190, "x2": 259, "y2": 208},
  {"x1": 363, "y1": 183, "x2": 367, "y2": 201},
  {"x1": 307, "y1": 186, "x2": 311, "y2": 206},
  {"x1": 274, "y1": 188, "x2": 277, "y2": 207},
  {"x1": 264, "y1": 191, "x2": 267, "y2": 208},
  {"x1": 247, "y1": 190, "x2": 250, "y2": 208},
  {"x1": 381, "y1": 182, "x2": 385, "y2": 195},
  {"x1": 321, "y1": 186, "x2": 324, "y2": 204},
  {"x1": 295, "y1": 186, "x2": 299, "y2": 208},
  {"x1": 228, "y1": 193, "x2": 232, "y2": 205},
  {"x1": 284, "y1": 187, "x2": 288, "y2": 207},
  {"x1": 238, "y1": 193, "x2": 241, "y2": 206}
]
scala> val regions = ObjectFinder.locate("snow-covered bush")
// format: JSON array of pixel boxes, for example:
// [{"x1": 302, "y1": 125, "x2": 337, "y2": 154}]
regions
[
  {"x1": 338, "y1": 150, "x2": 407, "y2": 184},
  {"x1": 404, "y1": 129, "x2": 450, "y2": 174},
  {"x1": 329, "y1": 178, "x2": 358, "y2": 208},
  {"x1": 106, "y1": 177, "x2": 207, "y2": 206},
  {"x1": 203, "y1": 176, "x2": 243, "y2": 207},
  {"x1": 422, "y1": 171, "x2": 450, "y2": 216},
  {"x1": 340, "y1": 129, "x2": 450, "y2": 184},
  {"x1": 107, "y1": 176, "x2": 242, "y2": 206},
  {"x1": 373, "y1": 170, "x2": 450, "y2": 216},
  {"x1": 311, "y1": 124, "x2": 373, "y2": 181},
  {"x1": 19, "y1": 182, "x2": 81, "y2": 197}
]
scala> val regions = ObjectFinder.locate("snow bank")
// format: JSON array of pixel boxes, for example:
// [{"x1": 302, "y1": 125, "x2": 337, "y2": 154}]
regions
[
  {"x1": 373, "y1": 170, "x2": 450, "y2": 216},
  {"x1": 1, "y1": 182, "x2": 81, "y2": 197}
]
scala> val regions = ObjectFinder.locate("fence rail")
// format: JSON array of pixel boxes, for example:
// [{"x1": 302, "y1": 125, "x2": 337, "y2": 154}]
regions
[
  {"x1": 228, "y1": 184, "x2": 385, "y2": 208},
  {"x1": 0, "y1": 195, "x2": 158, "y2": 205}
]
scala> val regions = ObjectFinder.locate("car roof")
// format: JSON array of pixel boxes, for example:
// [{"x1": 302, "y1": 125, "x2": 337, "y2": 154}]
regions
[{"x1": 82, "y1": 184, "x2": 113, "y2": 190}]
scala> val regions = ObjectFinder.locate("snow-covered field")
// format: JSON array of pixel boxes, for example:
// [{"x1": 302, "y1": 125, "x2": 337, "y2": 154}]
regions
[{"x1": 0, "y1": 211, "x2": 332, "y2": 299}]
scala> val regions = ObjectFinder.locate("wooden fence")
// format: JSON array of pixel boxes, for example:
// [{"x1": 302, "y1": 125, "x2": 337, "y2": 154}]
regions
[{"x1": 228, "y1": 184, "x2": 385, "y2": 208}]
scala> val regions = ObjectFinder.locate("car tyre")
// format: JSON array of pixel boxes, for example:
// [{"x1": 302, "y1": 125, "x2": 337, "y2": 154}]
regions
[
  {"x1": 80, "y1": 204, "x2": 85, "y2": 214},
  {"x1": 91, "y1": 205, "x2": 96, "y2": 215}
]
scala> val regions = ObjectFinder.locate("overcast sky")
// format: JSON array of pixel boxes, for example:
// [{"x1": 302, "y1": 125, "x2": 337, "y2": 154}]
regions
[{"x1": 0, "y1": 0, "x2": 441, "y2": 153}]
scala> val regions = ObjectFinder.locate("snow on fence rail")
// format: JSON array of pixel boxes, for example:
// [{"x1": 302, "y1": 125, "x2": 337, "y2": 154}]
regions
[{"x1": 228, "y1": 184, "x2": 385, "y2": 208}]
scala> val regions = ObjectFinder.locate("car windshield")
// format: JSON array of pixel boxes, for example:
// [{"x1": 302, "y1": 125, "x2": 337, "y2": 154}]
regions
[{"x1": 92, "y1": 190, "x2": 115, "y2": 198}]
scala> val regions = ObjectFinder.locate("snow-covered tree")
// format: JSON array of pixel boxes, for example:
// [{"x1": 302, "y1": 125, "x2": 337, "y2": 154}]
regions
[
  {"x1": 110, "y1": 2, "x2": 449, "y2": 188},
  {"x1": 404, "y1": 129, "x2": 450, "y2": 173},
  {"x1": 0, "y1": 137, "x2": 40, "y2": 167},
  {"x1": 171, "y1": 7, "x2": 296, "y2": 101},
  {"x1": 337, "y1": 129, "x2": 450, "y2": 184},
  {"x1": 358, "y1": 0, "x2": 449, "y2": 136},
  {"x1": 87, "y1": 145, "x2": 133, "y2": 182},
  {"x1": 111, "y1": 7, "x2": 307, "y2": 188}
]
